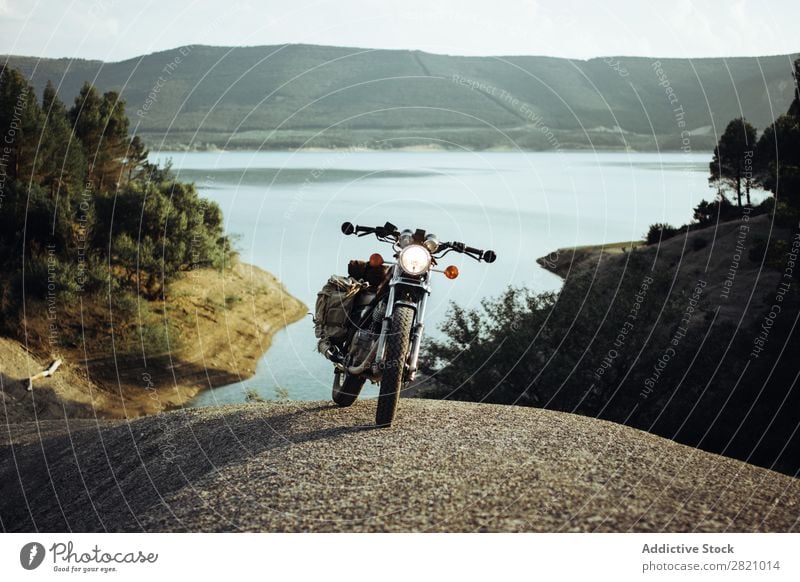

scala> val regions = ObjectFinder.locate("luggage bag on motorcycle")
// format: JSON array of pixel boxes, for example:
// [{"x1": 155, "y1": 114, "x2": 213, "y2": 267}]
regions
[{"x1": 314, "y1": 275, "x2": 364, "y2": 352}]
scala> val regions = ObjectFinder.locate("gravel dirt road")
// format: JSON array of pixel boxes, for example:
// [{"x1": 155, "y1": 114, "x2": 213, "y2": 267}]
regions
[{"x1": 1, "y1": 399, "x2": 798, "y2": 532}]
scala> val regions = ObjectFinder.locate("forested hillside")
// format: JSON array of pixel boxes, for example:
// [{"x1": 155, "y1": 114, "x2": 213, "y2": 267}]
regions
[{"x1": 4, "y1": 45, "x2": 797, "y2": 150}]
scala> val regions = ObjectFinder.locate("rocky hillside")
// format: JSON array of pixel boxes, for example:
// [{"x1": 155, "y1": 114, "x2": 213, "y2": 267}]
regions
[
  {"x1": 420, "y1": 210, "x2": 799, "y2": 477},
  {"x1": 524, "y1": 212, "x2": 800, "y2": 475},
  {"x1": 538, "y1": 213, "x2": 787, "y2": 329},
  {"x1": 1, "y1": 399, "x2": 797, "y2": 532}
]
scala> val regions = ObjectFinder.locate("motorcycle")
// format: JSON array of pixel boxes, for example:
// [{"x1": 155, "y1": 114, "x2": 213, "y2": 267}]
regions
[{"x1": 323, "y1": 221, "x2": 496, "y2": 427}]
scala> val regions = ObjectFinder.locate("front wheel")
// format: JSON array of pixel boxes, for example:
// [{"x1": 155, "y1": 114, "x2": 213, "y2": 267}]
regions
[
  {"x1": 376, "y1": 304, "x2": 414, "y2": 427},
  {"x1": 332, "y1": 371, "x2": 366, "y2": 407}
]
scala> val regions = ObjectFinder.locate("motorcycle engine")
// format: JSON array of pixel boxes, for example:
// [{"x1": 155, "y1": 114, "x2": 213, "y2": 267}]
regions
[{"x1": 348, "y1": 300, "x2": 385, "y2": 369}]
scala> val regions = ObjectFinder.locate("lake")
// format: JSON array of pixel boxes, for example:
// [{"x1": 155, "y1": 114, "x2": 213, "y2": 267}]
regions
[{"x1": 150, "y1": 150, "x2": 715, "y2": 405}]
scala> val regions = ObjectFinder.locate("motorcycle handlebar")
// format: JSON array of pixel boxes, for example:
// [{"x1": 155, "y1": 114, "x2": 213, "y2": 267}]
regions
[
  {"x1": 341, "y1": 221, "x2": 399, "y2": 238},
  {"x1": 340, "y1": 222, "x2": 496, "y2": 263},
  {"x1": 441, "y1": 241, "x2": 497, "y2": 263}
]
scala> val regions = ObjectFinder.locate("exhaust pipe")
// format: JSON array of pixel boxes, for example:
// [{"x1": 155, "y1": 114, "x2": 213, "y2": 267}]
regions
[{"x1": 344, "y1": 341, "x2": 379, "y2": 376}]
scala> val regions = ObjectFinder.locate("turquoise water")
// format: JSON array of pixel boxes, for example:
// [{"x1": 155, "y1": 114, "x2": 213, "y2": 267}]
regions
[{"x1": 149, "y1": 150, "x2": 715, "y2": 405}]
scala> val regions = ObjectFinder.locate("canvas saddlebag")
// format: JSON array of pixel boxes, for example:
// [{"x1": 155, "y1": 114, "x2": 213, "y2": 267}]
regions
[{"x1": 314, "y1": 275, "x2": 365, "y2": 351}]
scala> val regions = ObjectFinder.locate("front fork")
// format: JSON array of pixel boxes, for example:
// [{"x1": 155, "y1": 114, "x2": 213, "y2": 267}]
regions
[{"x1": 374, "y1": 270, "x2": 430, "y2": 381}]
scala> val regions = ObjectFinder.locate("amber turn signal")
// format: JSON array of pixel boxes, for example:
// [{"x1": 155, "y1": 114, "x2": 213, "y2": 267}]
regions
[
  {"x1": 444, "y1": 265, "x2": 459, "y2": 279},
  {"x1": 369, "y1": 253, "x2": 384, "y2": 267}
]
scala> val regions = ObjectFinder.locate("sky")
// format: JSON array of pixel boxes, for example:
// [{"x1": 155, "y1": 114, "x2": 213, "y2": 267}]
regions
[{"x1": 1, "y1": 0, "x2": 798, "y2": 62}]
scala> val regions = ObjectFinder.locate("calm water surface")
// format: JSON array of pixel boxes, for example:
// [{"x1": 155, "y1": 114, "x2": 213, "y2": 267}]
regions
[{"x1": 149, "y1": 150, "x2": 714, "y2": 404}]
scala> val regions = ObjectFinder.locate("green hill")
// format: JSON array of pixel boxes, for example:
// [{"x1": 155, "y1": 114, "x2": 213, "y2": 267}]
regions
[{"x1": 4, "y1": 44, "x2": 798, "y2": 150}]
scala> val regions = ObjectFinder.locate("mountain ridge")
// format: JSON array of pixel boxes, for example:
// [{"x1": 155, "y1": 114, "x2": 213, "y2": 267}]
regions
[
  {"x1": 7, "y1": 43, "x2": 797, "y2": 64},
  {"x1": 4, "y1": 44, "x2": 798, "y2": 150}
]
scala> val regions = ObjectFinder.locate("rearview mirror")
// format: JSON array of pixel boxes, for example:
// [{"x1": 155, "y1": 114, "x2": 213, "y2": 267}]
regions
[
  {"x1": 341, "y1": 222, "x2": 355, "y2": 235},
  {"x1": 483, "y1": 250, "x2": 497, "y2": 263}
]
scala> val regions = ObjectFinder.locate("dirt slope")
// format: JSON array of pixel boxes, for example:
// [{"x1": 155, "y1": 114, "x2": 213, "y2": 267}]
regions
[
  {"x1": 0, "y1": 263, "x2": 306, "y2": 423},
  {"x1": 1, "y1": 399, "x2": 797, "y2": 532}
]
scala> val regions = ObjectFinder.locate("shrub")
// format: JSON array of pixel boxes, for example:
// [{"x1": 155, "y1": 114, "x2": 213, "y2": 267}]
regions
[
  {"x1": 245, "y1": 389, "x2": 266, "y2": 403},
  {"x1": 693, "y1": 197, "x2": 739, "y2": 226},
  {"x1": 645, "y1": 223, "x2": 679, "y2": 245}
]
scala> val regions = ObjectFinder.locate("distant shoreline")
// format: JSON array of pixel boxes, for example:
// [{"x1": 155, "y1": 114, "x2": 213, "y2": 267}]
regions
[
  {"x1": 536, "y1": 240, "x2": 644, "y2": 279},
  {"x1": 149, "y1": 144, "x2": 714, "y2": 154}
]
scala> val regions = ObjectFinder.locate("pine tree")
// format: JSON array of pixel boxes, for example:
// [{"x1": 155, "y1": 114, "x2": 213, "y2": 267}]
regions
[
  {"x1": 0, "y1": 67, "x2": 44, "y2": 182},
  {"x1": 69, "y1": 82, "x2": 105, "y2": 188},
  {"x1": 69, "y1": 84, "x2": 133, "y2": 190},
  {"x1": 755, "y1": 115, "x2": 800, "y2": 204},
  {"x1": 41, "y1": 81, "x2": 85, "y2": 194},
  {"x1": 753, "y1": 59, "x2": 800, "y2": 207},
  {"x1": 125, "y1": 135, "x2": 148, "y2": 182},
  {"x1": 709, "y1": 118, "x2": 757, "y2": 207},
  {"x1": 788, "y1": 58, "x2": 800, "y2": 118},
  {"x1": 96, "y1": 91, "x2": 130, "y2": 189}
]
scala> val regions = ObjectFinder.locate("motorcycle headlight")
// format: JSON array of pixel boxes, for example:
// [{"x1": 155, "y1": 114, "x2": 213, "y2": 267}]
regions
[{"x1": 398, "y1": 244, "x2": 431, "y2": 275}]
